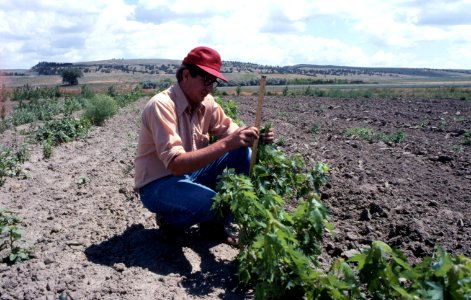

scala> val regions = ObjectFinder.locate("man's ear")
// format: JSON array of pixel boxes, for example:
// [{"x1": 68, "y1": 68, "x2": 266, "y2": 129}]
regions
[{"x1": 183, "y1": 69, "x2": 190, "y2": 81}]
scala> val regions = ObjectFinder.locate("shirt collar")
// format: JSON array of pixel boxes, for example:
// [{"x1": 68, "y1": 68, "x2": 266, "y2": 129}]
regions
[{"x1": 171, "y1": 82, "x2": 207, "y2": 116}]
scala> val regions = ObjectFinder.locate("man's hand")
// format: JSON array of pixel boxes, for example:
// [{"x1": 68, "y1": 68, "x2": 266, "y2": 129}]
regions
[
  {"x1": 231, "y1": 126, "x2": 260, "y2": 148},
  {"x1": 227, "y1": 126, "x2": 275, "y2": 148}
]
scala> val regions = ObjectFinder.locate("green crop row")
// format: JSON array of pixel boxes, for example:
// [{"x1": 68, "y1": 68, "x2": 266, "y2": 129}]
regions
[{"x1": 213, "y1": 141, "x2": 471, "y2": 299}]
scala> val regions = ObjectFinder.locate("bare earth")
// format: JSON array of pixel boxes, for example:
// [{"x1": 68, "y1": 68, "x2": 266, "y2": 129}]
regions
[{"x1": 0, "y1": 95, "x2": 470, "y2": 299}]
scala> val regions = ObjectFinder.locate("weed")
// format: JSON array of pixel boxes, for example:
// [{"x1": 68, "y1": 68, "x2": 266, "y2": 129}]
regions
[
  {"x1": 282, "y1": 86, "x2": 288, "y2": 96},
  {"x1": 344, "y1": 127, "x2": 375, "y2": 141},
  {"x1": 344, "y1": 127, "x2": 406, "y2": 144},
  {"x1": 77, "y1": 176, "x2": 89, "y2": 186},
  {"x1": 464, "y1": 131, "x2": 471, "y2": 145},
  {"x1": 275, "y1": 137, "x2": 286, "y2": 146},
  {"x1": 452, "y1": 145, "x2": 464, "y2": 153},
  {"x1": 276, "y1": 111, "x2": 290, "y2": 119},
  {"x1": 310, "y1": 122, "x2": 321, "y2": 135}
]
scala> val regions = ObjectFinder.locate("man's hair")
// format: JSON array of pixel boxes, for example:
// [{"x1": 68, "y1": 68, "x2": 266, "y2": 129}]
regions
[{"x1": 176, "y1": 64, "x2": 206, "y2": 82}]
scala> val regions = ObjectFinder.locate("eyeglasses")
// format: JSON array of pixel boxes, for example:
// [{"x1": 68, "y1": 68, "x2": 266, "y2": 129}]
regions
[{"x1": 199, "y1": 74, "x2": 219, "y2": 89}]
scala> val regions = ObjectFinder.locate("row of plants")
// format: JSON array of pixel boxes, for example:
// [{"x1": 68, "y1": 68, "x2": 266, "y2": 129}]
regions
[
  {"x1": 1, "y1": 85, "x2": 145, "y2": 264},
  {"x1": 1, "y1": 83, "x2": 143, "y2": 174},
  {"x1": 11, "y1": 84, "x2": 62, "y2": 101},
  {"x1": 211, "y1": 99, "x2": 470, "y2": 299}
]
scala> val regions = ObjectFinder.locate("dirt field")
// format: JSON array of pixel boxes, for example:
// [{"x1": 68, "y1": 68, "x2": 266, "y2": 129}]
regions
[{"x1": 0, "y1": 94, "x2": 470, "y2": 299}]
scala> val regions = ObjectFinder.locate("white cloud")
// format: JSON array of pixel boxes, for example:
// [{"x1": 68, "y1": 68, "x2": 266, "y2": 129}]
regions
[{"x1": 0, "y1": 0, "x2": 470, "y2": 69}]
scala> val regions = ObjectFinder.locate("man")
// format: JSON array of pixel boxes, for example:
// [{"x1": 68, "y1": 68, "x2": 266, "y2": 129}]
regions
[{"x1": 134, "y1": 46, "x2": 273, "y2": 245}]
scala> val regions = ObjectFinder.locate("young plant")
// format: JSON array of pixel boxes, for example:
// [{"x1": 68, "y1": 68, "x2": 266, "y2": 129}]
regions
[
  {"x1": 0, "y1": 146, "x2": 28, "y2": 186},
  {"x1": 464, "y1": 130, "x2": 471, "y2": 145},
  {"x1": 0, "y1": 208, "x2": 34, "y2": 264},
  {"x1": 42, "y1": 138, "x2": 53, "y2": 159}
]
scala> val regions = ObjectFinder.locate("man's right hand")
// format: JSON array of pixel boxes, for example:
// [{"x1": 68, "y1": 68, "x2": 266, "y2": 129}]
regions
[{"x1": 227, "y1": 126, "x2": 260, "y2": 149}]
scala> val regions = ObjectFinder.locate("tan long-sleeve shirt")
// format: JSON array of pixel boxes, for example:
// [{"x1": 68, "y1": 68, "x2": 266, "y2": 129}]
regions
[{"x1": 134, "y1": 83, "x2": 238, "y2": 189}]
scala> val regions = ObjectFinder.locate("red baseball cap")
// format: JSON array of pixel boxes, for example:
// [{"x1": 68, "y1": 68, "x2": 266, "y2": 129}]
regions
[{"x1": 182, "y1": 46, "x2": 227, "y2": 82}]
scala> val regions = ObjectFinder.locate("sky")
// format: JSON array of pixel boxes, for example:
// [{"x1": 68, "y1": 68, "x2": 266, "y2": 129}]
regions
[{"x1": 1, "y1": 0, "x2": 471, "y2": 70}]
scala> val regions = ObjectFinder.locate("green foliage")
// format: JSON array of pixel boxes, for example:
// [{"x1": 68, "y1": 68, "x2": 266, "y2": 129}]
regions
[
  {"x1": 310, "y1": 123, "x2": 321, "y2": 136},
  {"x1": 34, "y1": 118, "x2": 91, "y2": 146},
  {"x1": 80, "y1": 85, "x2": 95, "y2": 98},
  {"x1": 350, "y1": 242, "x2": 471, "y2": 300},
  {"x1": 464, "y1": 131, "x2": 471, "y2": 145},
  {"x1": 213, "y1": 143, "x2": 332, "y2": 299},
  {"x1": 82, "y1": 94, "x2": 118, "y2": 126},
  {"x1": 42, "y1": 138, "x2": 53, "y2": 159},
  {"x1": 107, "y1": 85, "x2": 117, "y2": 97},
  {"x1": 236, "y1": 85, "x2": 242, "y2": 96},
  {"x1": 344, "y1": 127, "x2": 406, "y2": 144},
  {"x1": 0, "y1": 145, "x2": 28, "y2": 186},
  {"x1": 11, "y1": 85, "x2": 61, "y2": 101},
  {"x1": 2, "y1": 96, "x2": 86, "y2": 130},
  {"x1": 0, "y1": 208, "x2": 33, "y2": 264},
  {"x1": 113, "y1": 86, "x2": 142, "y2": 108},
  {"x1": 214, "y1": 96, "x2": 239, "y2": 121},
  {"x1": 61, "y1": 67, "x2": 83, "y2": 85},
  {"x1": 282, "y1": 86, "x2": 289, "y2": 96}
]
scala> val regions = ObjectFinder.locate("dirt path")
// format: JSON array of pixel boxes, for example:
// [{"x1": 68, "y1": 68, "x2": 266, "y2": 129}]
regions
[
  {"x1": 1, "y1": 95, "x2": 470, "y2": 299},
  {"x1": 1, "y1": 99, "x2": 242, "y2": 299}
]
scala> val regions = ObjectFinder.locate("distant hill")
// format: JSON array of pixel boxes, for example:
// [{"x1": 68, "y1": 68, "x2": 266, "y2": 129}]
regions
[{"x1": 2, "y1": 59, "x2": 471, "y2": 79}]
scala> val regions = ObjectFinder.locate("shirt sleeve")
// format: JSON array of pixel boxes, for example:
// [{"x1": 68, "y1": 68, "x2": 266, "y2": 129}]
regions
[
  {"x1": 208, "y1": 100, "x2": 239, "y2": 139},
  {"x1": 144, "y1": 98, "x2": 185, "y2": 168}
]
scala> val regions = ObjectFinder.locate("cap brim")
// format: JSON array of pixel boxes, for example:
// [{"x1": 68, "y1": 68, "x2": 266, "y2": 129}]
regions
[{"x1": 196, "y1": 64, "x2": 228, "y2": 82}]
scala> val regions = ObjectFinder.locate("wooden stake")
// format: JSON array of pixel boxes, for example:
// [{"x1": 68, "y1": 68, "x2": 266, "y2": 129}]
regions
[{"x1": 250, "y1": 75, "x2": 267, "y2": 175}]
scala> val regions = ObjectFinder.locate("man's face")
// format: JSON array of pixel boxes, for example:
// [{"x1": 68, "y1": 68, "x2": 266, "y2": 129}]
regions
[{"x1": 181, "y1": 69, "x2": 218, "y2": 106}]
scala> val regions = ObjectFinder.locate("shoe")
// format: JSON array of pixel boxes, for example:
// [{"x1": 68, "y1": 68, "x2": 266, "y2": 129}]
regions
[
  {"x1": 155, "y1": 214, "x2": 186, "y2": 239},
  {"x1": 199, "y1": 222, "x2": 239, "y2": 247}
]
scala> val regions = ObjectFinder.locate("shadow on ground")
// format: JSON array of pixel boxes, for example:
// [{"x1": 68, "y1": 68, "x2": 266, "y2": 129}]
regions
[{"x1": 85, "y1": 224, "x2": 245, "y2": 298}]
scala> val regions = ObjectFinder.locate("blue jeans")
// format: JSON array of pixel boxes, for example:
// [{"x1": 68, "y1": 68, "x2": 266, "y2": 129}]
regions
[{"x1": 139, "y1": 147, "x2": 251, "y2": 230}]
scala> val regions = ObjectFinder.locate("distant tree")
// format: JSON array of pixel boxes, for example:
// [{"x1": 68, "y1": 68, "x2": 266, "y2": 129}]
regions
[{"x1": 61, "y1": 68, "x2": 83, "y2": 85}]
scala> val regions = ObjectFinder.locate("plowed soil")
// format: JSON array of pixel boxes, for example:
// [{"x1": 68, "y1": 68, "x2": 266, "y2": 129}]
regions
[{"x1": 1, "y1": 95, "x2": 470, "y2": 299}]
